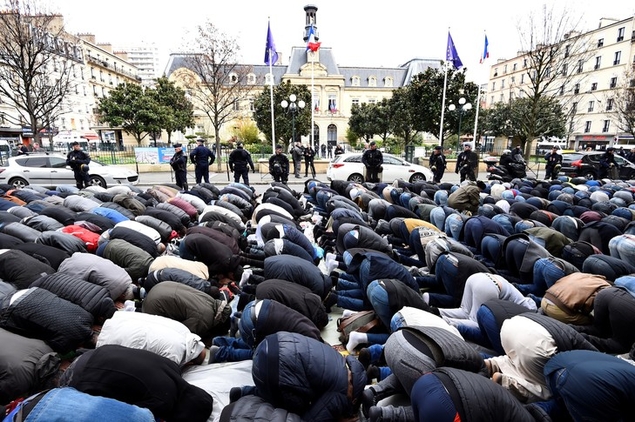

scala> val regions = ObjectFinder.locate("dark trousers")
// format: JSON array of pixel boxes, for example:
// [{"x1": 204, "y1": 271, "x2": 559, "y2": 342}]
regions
[
  {"x1": 459, "y1": 166, "x2": 476, "y2": 182},
  {"x1": 293, "y1": 159, "x2": 301, "y2": 177},
  {"x1": 174, "y1": 170, "x2": 188, "y2": 190},
  {"x1": 365, "y1": 166, "x2": 380, "y2": 183},
  {"x1": 433, "y1": 168, "x2": 445, "y2": 183},
  {"x1": 194, "y1": 165, "x2": 210, "y2": 184},
  {"x1": 305, "y1": 160, "x2": 316, "y2": 177},
  {"x1": 272, "y1": 173, "x2": 288, "y2": 184},
  {"x1": 233, "y1": 169, "x2": 249, "y2": 185},
  {"x1": 74, "y1": 170, "x2": 90, "y2": 189}
]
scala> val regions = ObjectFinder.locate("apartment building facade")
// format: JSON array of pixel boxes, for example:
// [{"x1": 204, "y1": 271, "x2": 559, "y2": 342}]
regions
[
  {"x1": 486, "y1": 16, "x2": 635, "y2": 151},
  {"x1": 0, "y1": 13, "x2": 140, "y2": 148}
]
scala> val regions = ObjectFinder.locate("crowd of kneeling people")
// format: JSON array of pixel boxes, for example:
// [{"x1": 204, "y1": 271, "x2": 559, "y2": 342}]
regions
[{"x1": 0, "y1": 173, "x2": 634, "y2": 422}]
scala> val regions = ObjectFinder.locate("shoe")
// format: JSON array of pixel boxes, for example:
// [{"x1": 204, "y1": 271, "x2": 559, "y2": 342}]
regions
[
  {"x1": 366, "y1": 365, "x2": 380, "y2": 384},
  {"x1": 208, "y1": 345, "x2": 220, "y2": 363},
  {"x1": 358, "y1": 347, "x2": 371, "y2": 369},
  {"x1": 229, "y1": 387, "x2": 243, "y2": 403},
  {"x1": 323, "y1": 291, "x2": 338, "y2": 313},
  {"x1": 362, "y1": 389, "x2": 378, "y2": 418}
]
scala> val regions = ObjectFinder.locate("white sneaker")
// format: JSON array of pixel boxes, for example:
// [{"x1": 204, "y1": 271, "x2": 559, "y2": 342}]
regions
[{"x1": 239, "y1": 269, "x2": 253, "y2": 288}]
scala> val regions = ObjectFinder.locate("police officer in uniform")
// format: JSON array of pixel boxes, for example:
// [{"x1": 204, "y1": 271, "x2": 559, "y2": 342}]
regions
[
  {"x1": 429, "y1": 145, "x2": 447, "y2": 183},
  {"x1": 229, "y1": 142, "x2": 255, "y2": 185},
  {"x1": 170, "y1": 143, "x2": 188, "y2": 191},
  {"x1": 66, "y1": 141, "x2": 91, "y2": 189},
  {"x1": 269, "y1": 144, "x2": 290, "y2": 184},
  {"x1": 189, "y1": 138, "x2": 215, "y2": 184}
]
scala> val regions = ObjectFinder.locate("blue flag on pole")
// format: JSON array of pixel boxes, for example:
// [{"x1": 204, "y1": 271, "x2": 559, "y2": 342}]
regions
[
  {"x1": 264, "y1": 21, "x2": 278, "y2": 65},
  {"x1": 446, "y1": 31, "x2": 463, "y2": 69}
]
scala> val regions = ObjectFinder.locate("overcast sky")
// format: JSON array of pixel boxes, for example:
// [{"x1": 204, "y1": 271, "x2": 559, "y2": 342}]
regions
[{"x1": 49, "y1": 0, "x2": 635, "y2": 83}]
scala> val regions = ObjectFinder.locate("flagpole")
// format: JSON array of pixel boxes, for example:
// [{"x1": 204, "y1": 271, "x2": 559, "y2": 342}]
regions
[
  {"x1": 439, "y1": 62, "x2": 449, "y2": 147},
  {"x1": 310, "y1": 25, "x2": 315, "y2": 152},
  {"x1": 472, "y1": 84, "x2": 481, "y2": 143},
  {"x1": 267, "y1": 18, "x2": 276, "y2": 153}
]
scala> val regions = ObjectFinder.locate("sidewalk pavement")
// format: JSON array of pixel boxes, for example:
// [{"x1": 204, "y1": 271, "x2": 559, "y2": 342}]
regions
[{"x1": 134, "y1": 164, "x2": 547, "y2": 187}]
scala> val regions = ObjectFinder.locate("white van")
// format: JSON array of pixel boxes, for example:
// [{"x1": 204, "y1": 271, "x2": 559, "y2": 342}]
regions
[{"x1": 536, "y1": 138, "x2": 567, "y2": 155}]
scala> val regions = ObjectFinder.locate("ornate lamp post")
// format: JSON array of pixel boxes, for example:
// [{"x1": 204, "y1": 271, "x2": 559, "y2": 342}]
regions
[
  {"x1": 280, "y1": 94, "x2": 305, "y2": 144},
  {"x1": 448, "y1": 97, "x2": 472, "y2": 145}
]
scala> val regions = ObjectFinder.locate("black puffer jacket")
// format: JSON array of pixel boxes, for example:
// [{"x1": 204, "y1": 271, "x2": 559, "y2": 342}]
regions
[
  {"x1": 251, "y1": 332, "x2": 366, "y2": 422},
  {"x1": 426, "y1": 368, "x2": 549, "y2": 422},
  {"x1": 107, "y1": 226, "x2": 159, "y2": 258},
  {"x1": 144, "y1": 268, "x2": 220, "y2": 298},
  {"x1": 135, "y1": 215, "x2": 173, "y2": 242},
  {"x1": 181, "y1": 233, "x2": 241, "y2": 277},
  {"x1": 13, "y1": 243, "x2": 71, "y2": 270},
  {"x1": 2, "y1": 222, "x2": 41, "y2": 242},
  {"x1": 520, "y1": 312, "x2": 598, "y2": 352},
  {"x1": 0, "y1": 327, "x2": 60, "y2": 405},
  {"x1": 36, "y1": 230, "x2": 88, "y2": 254},
  {"x1": 30, "y1": 272, "x2": 116, "y2": 320},
  {"x1": 0, "y1": 287, "x2": 94, "y2": 353},
  {"x1": 256, "y1": 279, "x2": 329, "y2": 329},
  {"x1": 0, "y1": 249, "x2": 55, "y2": 290},
  {"x1": 264, "y1": 255, "x2": 331, "y2": 299},
  {"x1": 220, "y1": 395, "x2": 303, "y2": 422}
]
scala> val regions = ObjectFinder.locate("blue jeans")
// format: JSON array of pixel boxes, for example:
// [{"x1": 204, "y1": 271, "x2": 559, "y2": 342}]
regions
[
  {"x1": 15, "y1": 387, "x2": 155, "y2": 422},
  {"x1": 476, "y1": 305, "x2": 502, "y2": 354},
  {"x1": 427, "y1": 253, "x2": 461, "y2": 308},
  {"x1": 609, "y1": 234, "x2": 635, "y2": 262},
  {"x1": 444, "y1": 214, "x2": 464, "y2": 240},
  {"x1": 409, "y1": 229, "x2": 426, "y2": 262},
  {"x1": 367, "y1": 280, "x2": 392, "y2": 328},
  {"x1": 515, "y1": 257, "x2": 566, "y2": 296},
  {"x1": 212, "y1": 336, "x2": 254, "y2": 362}
]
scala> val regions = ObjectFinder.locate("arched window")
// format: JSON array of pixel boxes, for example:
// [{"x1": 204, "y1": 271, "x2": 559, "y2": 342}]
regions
[
  {"x1": 327, "y1": 124, "x2": 337, "y2": 144},
  {"x1": 247, "y1": 73, "x2": 256, "y2": 84},
  {"x1": 229, "y1": 73, "x2": 238, "y2": 84},
  {"x1": 351, "y1": 76, "x2": 360, "y2": 86},
  {"x1": 368, "y1": 76, "x2": 377, "y2": 87},
  {"x1": 384, "y1": 77, "x2": 393, "y2": 87}
]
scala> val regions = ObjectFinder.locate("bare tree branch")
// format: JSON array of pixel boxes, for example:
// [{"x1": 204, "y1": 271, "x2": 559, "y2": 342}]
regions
[
  {"x1": 0, "y1": 0, "x2": 79, "y2": 147},
  {"x1": 180, "y1": 20, "x2": 253, "y2": 171}
]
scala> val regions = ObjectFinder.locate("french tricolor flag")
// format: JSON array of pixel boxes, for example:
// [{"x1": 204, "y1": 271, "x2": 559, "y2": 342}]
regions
[
  {"x1": 306, "y1": 26, "x2": 321, "y2": 52},
  {"x1": 480, "y1": 34, "x2": 489, "y2": 64}
]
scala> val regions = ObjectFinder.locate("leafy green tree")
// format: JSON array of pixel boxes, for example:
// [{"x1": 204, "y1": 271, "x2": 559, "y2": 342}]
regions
[
  {"x1": 97, "y1": 82, "x2": 163, "y2": 145},
  {"x1": 408, "y1": 67, "x2": 479, "y2": 145},
  {"x1": 150, "y1": 77, "x2": 194, "y2": 145},
  {"x1": 374, "y1": 99, "x2": 393, "y2": 143},
  {"x1": 348, "y1": 103, "x2": 378, "y2": 142},
  {"x1": 485, "y1": 97, "x2": 567, "y2": 148},
  {"x1": 387, "y1": 87, "x2": 419, "y2": 149},
  {"x1": 253, "y1": 81, "x2": 311, "y2": 150}
]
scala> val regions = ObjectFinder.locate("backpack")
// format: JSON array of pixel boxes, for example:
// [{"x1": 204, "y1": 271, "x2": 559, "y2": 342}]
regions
[
  {"x1": 543, "y1": 272, "x2": 611, "y2": 316},
  {"x1": 336, "y1": 310, "x2": 381, "y2": 345}
]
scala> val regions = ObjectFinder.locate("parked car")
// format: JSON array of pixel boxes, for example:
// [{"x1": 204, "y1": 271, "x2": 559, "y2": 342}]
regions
[
  {"x1": 560, "y1": 151, "x2": 635, "y2": 180},
  {"x1": 0, "y1": 153, "x2": 139, "y2": 189},
  {"x1": 326, "y1": 152, "x2": 433, "y2": 184}
]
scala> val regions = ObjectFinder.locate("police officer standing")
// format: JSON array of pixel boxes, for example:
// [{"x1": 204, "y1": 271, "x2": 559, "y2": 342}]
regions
[
  {"x1": 544, "y1": 146, "x2": 563, "y2": 180},
  {"x1": 170, "y1": 143, "x2": 188, "y2": 191},
  {"x1": 66, "y1": 141, "x2": 91, "y2": 189},
  {"x1": 455, "y1": 143, "x2": 478, "y2": 182},
  {"x1": 228, "y1": 142, "x2": 255, "y2": 185},
  {"x1": 429, "y1": 145, "x2": 447, "y2": 183},
  {"x1": 361, "y1": 141, "x2": 383, "y2": 183},
  {"x1": 269, "y1": 144, "x2": 290, "y2": 184},
  {"x1": 189, "y1": 138, "x2": 215, "y2": 184}
]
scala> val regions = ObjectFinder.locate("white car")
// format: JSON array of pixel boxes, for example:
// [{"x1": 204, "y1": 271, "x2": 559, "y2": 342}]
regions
[
  {"x1": 326, "y1": 152, "x2": 433, "y2": 184},
  {"x1": 0, "y1": 153, "x2": 139, "y2": 189}
]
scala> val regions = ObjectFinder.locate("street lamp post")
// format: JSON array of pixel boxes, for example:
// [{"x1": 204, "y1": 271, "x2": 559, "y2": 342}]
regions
[
  {"x1": 280, "y1": 94, "x2": 306, "y2": 145},
  {"x1": 448, "y1": 97, "x2": 472, "y2": 145}
]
